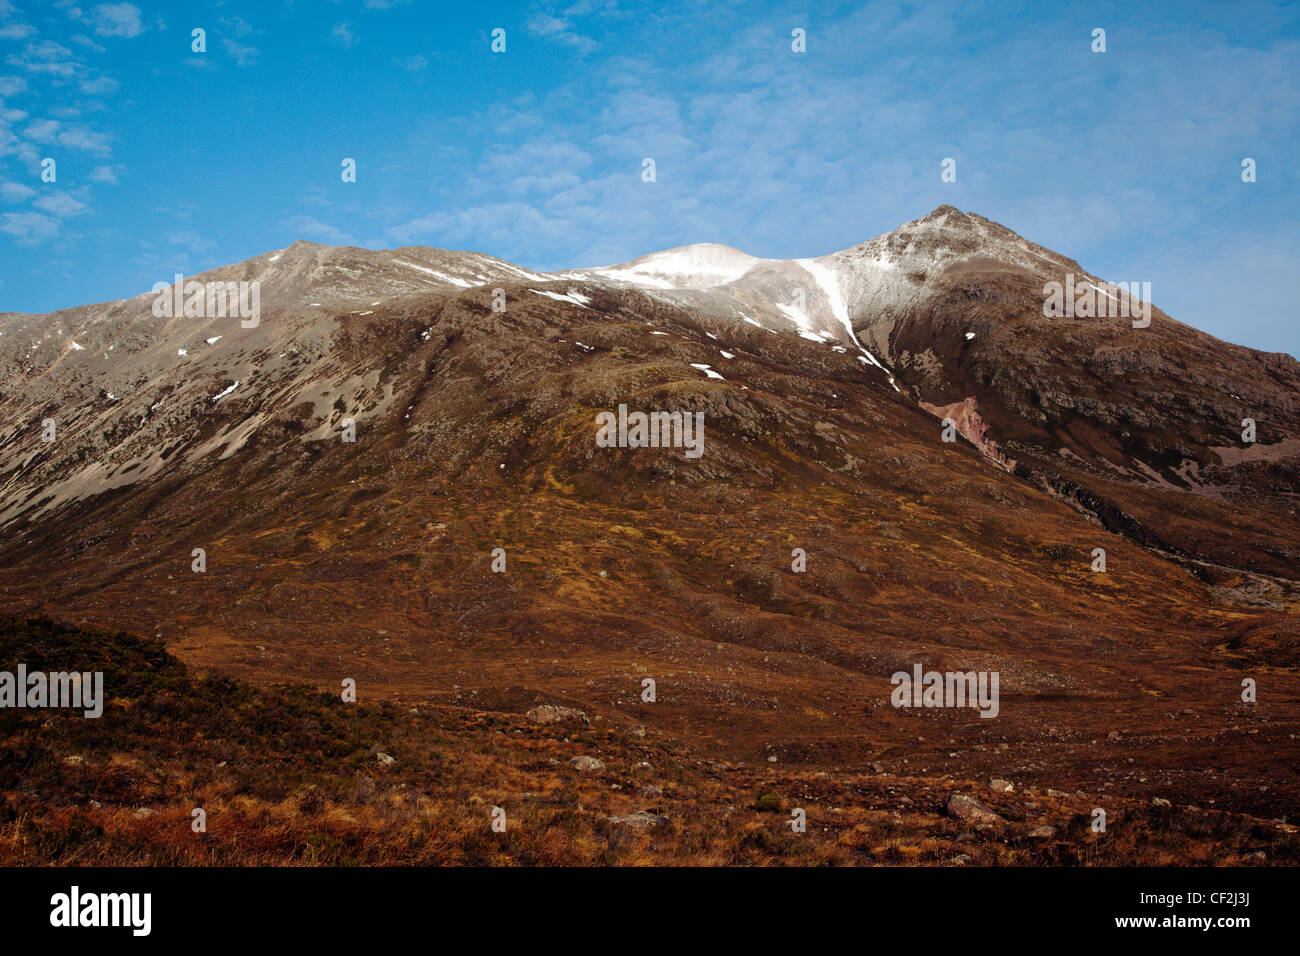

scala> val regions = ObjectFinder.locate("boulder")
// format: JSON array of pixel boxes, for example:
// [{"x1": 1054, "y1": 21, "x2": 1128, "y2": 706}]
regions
[
  {"x1": 944, "y1": 793, "x2": 1004, "y2": 824},
  {"x1": 604, "y1": 811, "x2": 668, "y2": 828},
  {"x1": 569, "y1": 755, "x2": 605, "y2": 772},
  {"x1": 526, "y1": 704, "x2": 589, "y2": 725}
]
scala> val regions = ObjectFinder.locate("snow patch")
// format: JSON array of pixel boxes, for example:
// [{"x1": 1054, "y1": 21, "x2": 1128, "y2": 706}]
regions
[
  {"x1": 212, "y1": 381, "x2": 240, "y2": 402},
  {"x1": 531, "y1": 289, "x2": 592, "y2": 308},
  {"x1": 690, "y1": 363, "x2": 725, "y2": 380},
  {"x1": 798, "y1": 256, "x2": 891, "y2": 370},
  {"x1": 393, "y1": 258, "x2": 473, "y2": 287},
  {"x1": 585, "y1": 243, "x2": 760, "y2": 290},
  {"x1": 776, "y1": 301, "x2": 826, "y2": 341}
]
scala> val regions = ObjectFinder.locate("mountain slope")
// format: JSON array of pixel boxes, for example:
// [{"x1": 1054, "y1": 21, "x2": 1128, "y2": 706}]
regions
[{"x1": 0, "y1": 208, "x2": 1297, "y2": 827}]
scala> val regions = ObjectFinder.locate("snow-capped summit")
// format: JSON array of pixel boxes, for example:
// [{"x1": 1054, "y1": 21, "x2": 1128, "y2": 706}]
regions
[{"x1": 574, "y1": 242, "x2": 763, "y2": 290}]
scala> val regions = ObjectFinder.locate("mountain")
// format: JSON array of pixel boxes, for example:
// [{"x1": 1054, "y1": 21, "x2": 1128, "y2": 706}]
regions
[{"x1": 1, "y1": 206, "x2": 1297, "y2": 834}]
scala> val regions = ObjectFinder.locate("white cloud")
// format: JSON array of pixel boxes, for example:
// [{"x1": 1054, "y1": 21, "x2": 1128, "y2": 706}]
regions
[
  {"x1": 25, "y1": 40, "x2": 75, "y2": 61},
  {"x1": 0, "y1": 210, "x2": 60, "y2": 243},
  {"x1": 221, "y1": 39, "x2": 259, "y2": 67},
  {"x1": 89, "y1": 164, "x2": 120, "y2": 184},
  {"x1": 331, "y1": 23, "x2": 357, "y2": 49},
  {"x1": 89, "y1": 3, "x2": 144, "y2": 39},
  {"x1": 0, "y1": 181, "x2": 35, "y2": 202},
  {"x1": 34, "y1": 190, "x2": 87, "y2": 218},
  {"x1": 56, "y1": 127, "x2": 110, "y2": 152},
  {"x1": 23, "y1": 118, "x2": 61, "y2": 142},
  {"x1": 394, "y1": 54, "x2": 427, "y2": 72},
  {"x1": 526, "y1": 13, "x2": 597, "y2": 53},
  {"x1": 7, "y1": 40, "x2": 80, "y2": 80},
  {"x1": 219, "y1": 16, "x2": 254, "y2": 38},
  {"x1": 79, "y1": 74, "x2": 119, "y2": 95},
  {"x1": 68, "y1": 35, "x2": 107, "y2": 53}
]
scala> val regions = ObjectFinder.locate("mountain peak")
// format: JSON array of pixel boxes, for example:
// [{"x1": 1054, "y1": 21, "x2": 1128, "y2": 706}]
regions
[{"x1": 923, "y1": 203, "x2": 967, "y2": 221}]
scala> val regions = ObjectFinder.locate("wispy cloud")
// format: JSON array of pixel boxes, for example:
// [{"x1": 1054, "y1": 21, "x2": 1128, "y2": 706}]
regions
[
  {"x1": 0, "y1": 210, "x2": 60, "y2": 244},
  {"x1": 526, "y1": 12, "x2": 597, "y2": 54},
  {"x1": 222, "y1": 38, "x2": 259, "y2": 67},
  {"x1": 56, "y1": 126, "x2": 112, "y2": 152},
  {"x1": 0, "y1": 181, "x2": 35, "y2": 202},
  {"x1": 331, "y1": 23, "x2": 357, "y2": 49},
  {"x1": 286, "y1": 215, "x2": 356, "y2": 245},
  {"x1": 33, "y1": 189, "x2": 87, "y2": 218},
  {"x1": 394, "y1": 54, "x2": 428, "y2": 72},
  {"x1": 0, "y1": 0, "x2": 34, "y2": 41},
  {"x1": 89, "y1": 164, "x2": 122, "y2": 184},
  {"x1": 88, "y1": 3, "x2": 145, "y2": 39},
  {"x1": 219, "y1": 16, "x2": 255, "y2": 38}
]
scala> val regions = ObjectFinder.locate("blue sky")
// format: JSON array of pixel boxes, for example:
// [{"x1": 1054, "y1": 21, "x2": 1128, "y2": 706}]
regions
[{"x1": 1, "y1": 0, "x2": 1296, "y2": 355}]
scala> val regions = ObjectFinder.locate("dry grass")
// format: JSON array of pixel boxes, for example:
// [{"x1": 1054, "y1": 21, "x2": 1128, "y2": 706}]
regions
[{"x1": 2, "y1": 617, "x2": 1295, "y2": 866}]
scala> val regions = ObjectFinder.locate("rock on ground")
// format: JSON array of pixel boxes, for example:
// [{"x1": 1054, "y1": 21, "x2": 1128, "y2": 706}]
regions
[
  {"x1": 945, "y1": 793, "x2": 1004, "y2": 824},
  {"x1": 526, "y1": 704, "x2": 589, "y2": 726}
]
